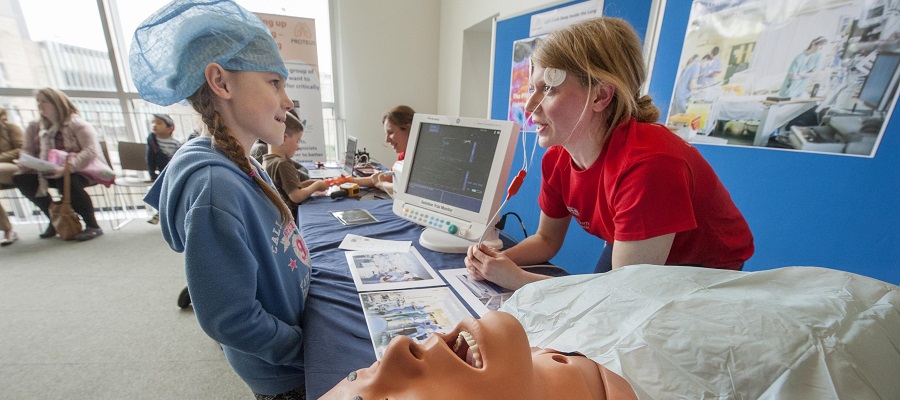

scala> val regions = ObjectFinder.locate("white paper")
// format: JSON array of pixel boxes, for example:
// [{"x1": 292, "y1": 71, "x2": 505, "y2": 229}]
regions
[
  {"x1": 339, "y1": 234, "x2": 411, "y2": 252},
  {"x1": 440, "y1": 268, "x2": 514, "y2": 317},
  {"x1": 344, "y1": 248, "x2": 443, "y2": 292},
  {"x1": 359, "y1": 287, "x2": 473, "y2": 360},
  {"x1": 17, "y1": 153, "x2": 59, "y2": 172}
]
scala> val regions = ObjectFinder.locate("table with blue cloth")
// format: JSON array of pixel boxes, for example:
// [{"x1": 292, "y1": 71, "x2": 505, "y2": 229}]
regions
[{"x1": 298, "y1": 197, "x2": 565, "y2": 398}]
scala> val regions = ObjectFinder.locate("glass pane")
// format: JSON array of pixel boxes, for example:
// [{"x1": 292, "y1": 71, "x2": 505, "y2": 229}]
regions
[{"x1": 5, "y1": 0, "x2": 115, "y2": 91}]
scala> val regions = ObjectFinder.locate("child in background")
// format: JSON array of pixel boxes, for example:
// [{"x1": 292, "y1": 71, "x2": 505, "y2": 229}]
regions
[
  {"x1": 145, "y1": 113, "x2": 182, "y2": 224},
  {"x1": 146, "y1": 113, "x2": 182, "y2": 181},
  {"x1": 264, "y1": 109, "x2": 329, "y2": 222},
  {"x1": 131, "y1": 0, "x2": 311, "y2": 398}
]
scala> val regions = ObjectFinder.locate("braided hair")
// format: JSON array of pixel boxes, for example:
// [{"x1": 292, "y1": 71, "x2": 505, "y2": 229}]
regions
[{"x1": 186, "y1": 83, "x2": 293, "y2": 225}]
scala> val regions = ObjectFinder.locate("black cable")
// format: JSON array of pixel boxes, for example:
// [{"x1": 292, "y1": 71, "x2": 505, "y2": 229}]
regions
[{"x1": 495, "y1": 212, "x2": 527, "y2": 238}]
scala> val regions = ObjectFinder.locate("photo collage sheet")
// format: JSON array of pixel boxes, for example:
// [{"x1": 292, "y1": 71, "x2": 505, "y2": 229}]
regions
[{"x1": 340, "y1": 234, "x2": 518, "y2": 359}]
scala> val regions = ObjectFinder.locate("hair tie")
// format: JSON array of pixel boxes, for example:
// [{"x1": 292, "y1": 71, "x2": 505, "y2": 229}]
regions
[{"x1": 249, "y1": 170, "x2": 257, "y2": 178}]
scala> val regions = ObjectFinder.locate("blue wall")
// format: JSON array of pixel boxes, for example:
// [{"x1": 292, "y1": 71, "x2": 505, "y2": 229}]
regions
[{"x1": 492, "y1": 0, "x2": 899, "y2": 284}]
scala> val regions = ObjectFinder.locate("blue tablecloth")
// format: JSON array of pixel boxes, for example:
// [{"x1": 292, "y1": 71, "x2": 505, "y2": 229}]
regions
[{"x1": 298, "y1": 198, "x2": 565, "y2": 397}]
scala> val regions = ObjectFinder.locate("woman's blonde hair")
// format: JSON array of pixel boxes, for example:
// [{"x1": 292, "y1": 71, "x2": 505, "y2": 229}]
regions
[
  {"x1": 531, "y1": 17, "x2": 659, "y2": 134},
  {"x1": 187, "y1": 83, "x2": 293, "y2": 225},
  {"x1": 34, "y1": 87, "x2": 79, "y2": 128}
]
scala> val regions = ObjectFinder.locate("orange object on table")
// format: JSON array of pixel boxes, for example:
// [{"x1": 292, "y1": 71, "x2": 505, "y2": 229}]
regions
[{"x1": 324, "y1": 175, "x2": 353, "y2": 186}]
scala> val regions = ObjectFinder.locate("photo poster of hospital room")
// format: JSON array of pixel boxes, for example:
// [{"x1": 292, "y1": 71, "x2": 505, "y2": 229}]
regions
[
  {"x1": 344, "y1": 248, "x2": 443, "y2": 292},
  {"x1": 359, "y1": 287, "x2": 472, "y2": 360},
  {"x1": 665, "y1": 0, "x2": 900, "y2": 157},
  {"x1": 508, "y1": 35, "x2": 545, "y2": 132}
]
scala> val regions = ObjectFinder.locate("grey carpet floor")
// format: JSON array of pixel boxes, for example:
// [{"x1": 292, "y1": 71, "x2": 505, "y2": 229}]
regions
[{"x1": 0, "y1": 219, "x2": 250, "y2": 399}]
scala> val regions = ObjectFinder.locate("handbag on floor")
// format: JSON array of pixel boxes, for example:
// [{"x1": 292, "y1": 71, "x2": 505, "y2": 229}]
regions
[{"x1": 48, "y1": 162, "x2": 84, "y2": 241}]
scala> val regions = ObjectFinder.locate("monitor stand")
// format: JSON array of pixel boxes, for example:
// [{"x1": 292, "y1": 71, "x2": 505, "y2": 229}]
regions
[{"x1": 418, "y1": 227, "x2": 503, "y2": 254}]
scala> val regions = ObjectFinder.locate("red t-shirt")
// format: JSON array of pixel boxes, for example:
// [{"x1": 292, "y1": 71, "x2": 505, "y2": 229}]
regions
[{"x1": 539, "y1": 118, "x2": 753, "y2": 269}]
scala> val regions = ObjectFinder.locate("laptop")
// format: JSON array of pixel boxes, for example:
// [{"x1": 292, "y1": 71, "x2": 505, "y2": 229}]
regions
[{"x1": 307, "y1": 135, "x2": 358, "y2": 179}]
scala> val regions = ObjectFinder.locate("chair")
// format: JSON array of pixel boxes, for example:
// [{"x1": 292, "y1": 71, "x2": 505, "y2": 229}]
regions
[
  {"x1": 1, "y1": 182, "x2": 47, "y2": 232},
  {"x1": 108, "y1": 141, "x2": 154, "y2": 229}
]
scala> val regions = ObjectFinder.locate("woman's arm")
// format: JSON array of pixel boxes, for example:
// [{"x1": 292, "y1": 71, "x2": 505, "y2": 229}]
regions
[
  {"x1": 464, "y1": 212, "x2": 571, "y2": 290},
  {"x1": 66, "y1": 117, "x2": 101, "y2": 170},
  {"x1": 501, "y1": 212, "x2": 571, "y2": 265},
  {"x1": 611, "y1": 234, "x2": 675, "y2": 269},
  {"x1": 0, "y1": 124, "x2": 23, "y2": 163}
]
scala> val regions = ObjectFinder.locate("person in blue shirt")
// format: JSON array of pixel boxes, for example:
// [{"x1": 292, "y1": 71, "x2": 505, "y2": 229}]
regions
[
  {"x1": 698, "y1": 46, "x2": 722, "y2": 86},
  {"x1": 672, "y1": 54, "x2": 701, "y2": 115},
  {"x1": 131, "y1": 0, "x2": 311, "y2": 398},
  {"x1": 779, "y1": 37, "x2": 828, "y2": 98}
]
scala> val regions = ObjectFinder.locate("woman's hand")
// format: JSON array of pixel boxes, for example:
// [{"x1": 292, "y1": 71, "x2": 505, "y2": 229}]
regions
[
  {"x1": 464, "y1": 244, "x2": 530, "y2": 290},
  {"x1": 43, "y1": 165, "x2": 65, "y2": 179}
]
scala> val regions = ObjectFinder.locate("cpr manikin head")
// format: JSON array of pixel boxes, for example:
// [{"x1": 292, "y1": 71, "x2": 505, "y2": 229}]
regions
[{"x1": 320, "y1": 311, "x2": 636, "y2": 400}]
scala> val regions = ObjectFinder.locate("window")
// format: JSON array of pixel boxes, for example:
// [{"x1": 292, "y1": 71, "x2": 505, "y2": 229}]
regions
[{"x1": 0, "y1": 0, "x2": 336, "y2": 154}]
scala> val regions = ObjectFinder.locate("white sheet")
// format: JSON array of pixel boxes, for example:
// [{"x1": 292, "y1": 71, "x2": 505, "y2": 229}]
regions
[{"x1": 500, "y1": 265, "x2": 900, "y2": 400}]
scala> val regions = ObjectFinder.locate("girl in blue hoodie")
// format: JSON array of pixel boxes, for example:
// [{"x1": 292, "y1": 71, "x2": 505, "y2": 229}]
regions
[{"x1": 130, "y1": 1, "x2": 310, "y2": 398}]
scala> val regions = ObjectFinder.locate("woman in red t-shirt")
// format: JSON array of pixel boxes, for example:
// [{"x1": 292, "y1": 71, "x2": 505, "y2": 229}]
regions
[{"x1": 465, "y1": 17, "x2": 753, "y2": 290}]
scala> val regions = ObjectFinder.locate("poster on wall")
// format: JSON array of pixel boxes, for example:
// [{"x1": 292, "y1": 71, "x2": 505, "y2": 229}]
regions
[
  {"x1": 509, "y1": 36, "x2": 545, "y2": 132},
  {"x1": 665, "y1": 0, "x2": 899, "y2": 157},
  {"x1": 257, "y1": 13, "x2": 327, "y2": 163},
  {"x1": 508, "y1": 1, "x2": 603, "y2": 132}
]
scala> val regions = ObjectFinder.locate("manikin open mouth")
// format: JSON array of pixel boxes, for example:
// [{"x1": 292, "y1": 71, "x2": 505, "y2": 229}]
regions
[{"x1": 450, "y1": 330, "x2": 482, "y2": 368}]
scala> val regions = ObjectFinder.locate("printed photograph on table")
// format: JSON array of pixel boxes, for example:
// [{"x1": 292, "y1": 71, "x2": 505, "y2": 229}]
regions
[
  {"x1": 359, "y1": 287, "x2": 473, "y2": 360},
  {"x1": 439, "y1": 268, "x2": 514, "y2": 317},
  {"x1": 665, "y1": 0, "x2": 897, "y2": 157},
  {"x1": 344, "y1": 248, "x2": 443, "y2": 291},
  {"x1": 330, "y1": 208, "x2": 379, "y2": 226}
]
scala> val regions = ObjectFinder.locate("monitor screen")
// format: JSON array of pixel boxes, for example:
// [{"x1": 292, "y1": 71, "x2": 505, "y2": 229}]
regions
[
  {"x1": 859, "y1": 52, "x2": 900, "y2": 112},
  {"x1": 393, "y1": 114, "x2": 519, "y2": 253},
  {"x1": 404, "y1": 122, "x2": 500, "y2": 213}
]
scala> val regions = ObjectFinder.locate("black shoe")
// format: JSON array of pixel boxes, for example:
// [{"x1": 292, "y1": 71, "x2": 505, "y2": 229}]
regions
[
  {"x1": 75, "y1": 227, "x2": 103, "y2": 241},
  {"x1": 177, "y1": 286, "x2": 191, "y2": 308},
  {"x1": 39, "y1": 226, "x2": 57, "y2": 239}
]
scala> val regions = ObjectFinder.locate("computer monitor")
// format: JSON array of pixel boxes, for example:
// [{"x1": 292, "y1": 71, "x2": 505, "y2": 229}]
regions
[
  {"x1": 858, "y1": 52, "x2": 900, "y2": 112},
  {"x1": 392, "y1": 114, "x2": 520, "y2": 253}
]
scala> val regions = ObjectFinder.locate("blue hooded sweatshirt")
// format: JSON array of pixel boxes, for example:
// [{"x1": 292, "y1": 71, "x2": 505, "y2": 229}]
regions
[{"x1": 144, "y1": 137, "x2": 311, "y2": 395}]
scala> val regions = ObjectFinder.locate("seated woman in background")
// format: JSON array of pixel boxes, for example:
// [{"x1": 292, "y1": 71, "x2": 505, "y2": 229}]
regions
[
  {"x1": 13, "y1": 88, "x2": 107, "y2": 241},
  {"x1": 322, "y1": 265, "x2": 900, "y2": 399},
  {"x1": 0, "y1": 108, "x2": 23, "y2": 246},
  {"x1": 355, "y1": 105, "x2": 415, "y2": 195}
]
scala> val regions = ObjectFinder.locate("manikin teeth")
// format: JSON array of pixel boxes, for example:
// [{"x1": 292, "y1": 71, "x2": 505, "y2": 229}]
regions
[{"x1": 454, "y1": 331, "x2": 482, "y2": 368}]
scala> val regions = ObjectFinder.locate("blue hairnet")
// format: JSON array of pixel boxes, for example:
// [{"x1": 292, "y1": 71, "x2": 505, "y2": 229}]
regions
[{"x1": 130, "y1": 0, "x2": 289, "y2": 106}]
